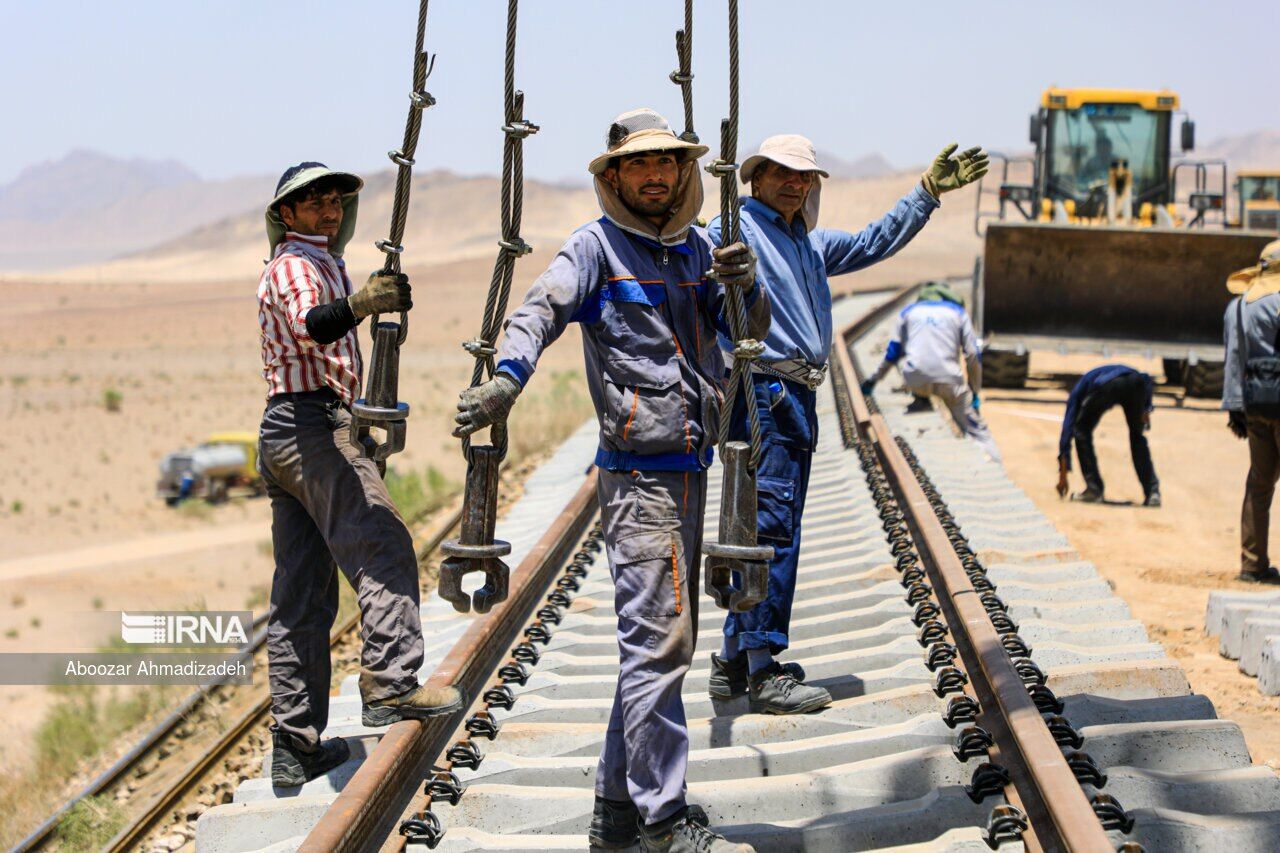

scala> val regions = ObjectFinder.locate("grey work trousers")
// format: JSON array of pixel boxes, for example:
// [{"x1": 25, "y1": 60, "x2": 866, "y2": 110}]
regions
[
  {"x1": 594, "y1": 468, "x2": 705, "y2": 826},
  {"x1": 1242, "y1": 414, "x2": 1280, "y2": 575},
  {"x1": 904, "y1": 376, "x2": 1003, "y2": 463},
  {"x1": 258, "y1": 389, "x2": 424, "y2": 747}
]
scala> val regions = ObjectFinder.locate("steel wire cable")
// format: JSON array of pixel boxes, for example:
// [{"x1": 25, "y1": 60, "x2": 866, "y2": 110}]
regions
[
  {"x1": 709, "y1": 0, "x2": 764, "y2": 468},
  {"x1": 671, "y1": 0, "x2": 697, "y2": 143},
  {"x1": 462, "y1": 0, "x2": 537, "y2": 464},
  {"x1": 372, "y1": 0, "x2": 436, "y2": 346}
]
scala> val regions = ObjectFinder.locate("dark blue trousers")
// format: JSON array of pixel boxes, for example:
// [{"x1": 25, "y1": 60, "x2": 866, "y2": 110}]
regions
[{"x1": 722, "y1": 374, "x2": 817, "y2": 654}]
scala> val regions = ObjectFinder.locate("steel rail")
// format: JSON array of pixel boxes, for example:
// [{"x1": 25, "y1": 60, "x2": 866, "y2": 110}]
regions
[
  {"x1": 13, "y1": 611, "x2": 268, "y2": 853},
  {"x1": 835, "y1": 300, "x2": 1113, "y2": 852},
  {"x1": 300, "y1": 470, "x2": 599, "y2": 852},
  {"x1": 90, "y1": 506, "x2": 464, "y2": 853}
]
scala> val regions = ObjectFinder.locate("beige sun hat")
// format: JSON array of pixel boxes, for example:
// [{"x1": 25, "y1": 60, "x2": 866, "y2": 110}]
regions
[
  {"x1": 740, "y1": 134, "x2": 830, "y2": 183},
  {"x1": 1228, "y1": 239, "x2": 1280, "y2": 300},
  {"x1": 741, "y1": 134, "x2": 829, "y2": 232},
  {"x1": 587, "y1": 108, "x2": 708, "y2": 176}
]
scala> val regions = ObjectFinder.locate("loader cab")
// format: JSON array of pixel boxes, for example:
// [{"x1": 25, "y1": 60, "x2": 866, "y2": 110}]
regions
[
  {"x1": 1238, "y1": 172, "x2": 1280, "y2": 232},
  {"x1": 1033, "y1": 89, "x2": 1178, "y2": 219}
]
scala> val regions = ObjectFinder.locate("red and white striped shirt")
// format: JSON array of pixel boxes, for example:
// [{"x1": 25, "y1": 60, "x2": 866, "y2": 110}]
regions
[{"x1": 257, "y1": 233, "x2": 363, "y2": 404}]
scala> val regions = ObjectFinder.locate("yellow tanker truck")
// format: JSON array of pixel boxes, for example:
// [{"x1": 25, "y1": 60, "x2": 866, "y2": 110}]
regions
[{"x1": 973, "y1": 88, "x2": 1275, "y2": 397}]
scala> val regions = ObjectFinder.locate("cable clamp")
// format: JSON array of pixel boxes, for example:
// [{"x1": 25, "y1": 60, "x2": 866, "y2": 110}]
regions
[
  {"x1": 376, "y1": 240, "x2": 404, "y2": 255},
  {"x1": 669, "y1": 71, "x2": 694, "y2": 84},
  {"x1": 410, "y1": 90, "x2": 437, "y2": 109},
  {"x1": 705, "y1": 159, "x2": 738, "y2": 177},
  {"x1": 498, "y1": 237, "x2": 533, "y2": 257},
  {"x1": 462, "y1": 338, "x2": 497, "y2": 358},
  {"x1": 732, "y1": 339, "x2": 765, "y2": 360},
  {"x1": 502, "y1": 120, "x2": 540, "y2": 139},
  {"x1": 388, "y1": 149, "x2": 416, "y2": 167}
]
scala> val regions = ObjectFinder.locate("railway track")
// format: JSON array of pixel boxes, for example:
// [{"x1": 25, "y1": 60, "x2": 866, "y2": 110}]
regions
[
  {"x1": 13, "y1": 506, "x2": 464, "y2": 853},
  {"x1": 184, "y1": 287, "x2": 1280, "y2": 852}
]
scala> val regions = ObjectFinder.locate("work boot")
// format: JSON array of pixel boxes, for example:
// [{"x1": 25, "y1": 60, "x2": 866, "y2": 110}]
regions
[
  {"x1": 747, "y1": 662, "x2": 832, "y2": 715},
  {"x1": 905, "y1": 394, "x2": 933, "y2": 414},
  {"x1": 1143, "y1": 490, "x2": 1162, "y2": 508},
  {"x1": 1238, "y1": 566, "x2": 1280, "y2": 585},
  {"x1": 707, "y1": 653, "x2": 806, "y2": 701},
  {"x1": 639, "y1": 806, "x2": 754, "y2": 852},
  {"x1": 362, "y1": 682, "x2": 465, "y2": 727},
  {"x1": 589, "y1": 796, "x2": 640, "y2": 850},
  {"x1": 270, "y1": 729, "x2": 350, "y2": 788},
  {"x1": 1071, "y1": 489, "x2": 1103, "y2": 503}
]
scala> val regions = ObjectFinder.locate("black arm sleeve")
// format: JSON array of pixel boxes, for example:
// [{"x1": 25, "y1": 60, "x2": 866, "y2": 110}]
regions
[{"x1": 304, "y1": 297, "x2": 359, "y2": 345}]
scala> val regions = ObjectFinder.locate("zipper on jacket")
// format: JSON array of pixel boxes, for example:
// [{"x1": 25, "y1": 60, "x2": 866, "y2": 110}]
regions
[{"x1": 662, "y1": 247, "x2": 669, "y2": 266}]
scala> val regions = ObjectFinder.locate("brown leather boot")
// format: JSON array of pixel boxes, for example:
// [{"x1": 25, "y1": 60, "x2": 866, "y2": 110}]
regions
[{"x1": 362, "y1": 682, "x2": 465, "y2": 726}]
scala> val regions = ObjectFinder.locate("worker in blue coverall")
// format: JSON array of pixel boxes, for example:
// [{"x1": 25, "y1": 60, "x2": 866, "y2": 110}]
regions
[
  {"x1": 706, "y1": 135, "x2": 989, "y2": 713},
  {"x1": 453, "y1": 109, "x2": 766, "y2": 853},
  {"x1": 1055, "y1": 364, "x2": 1161, "y2": 507}
]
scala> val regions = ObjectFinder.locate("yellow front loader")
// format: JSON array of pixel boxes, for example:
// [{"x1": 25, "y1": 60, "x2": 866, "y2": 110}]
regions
[{"x1": 973, "y1": 88, "x2": 1275, "y2": 396}]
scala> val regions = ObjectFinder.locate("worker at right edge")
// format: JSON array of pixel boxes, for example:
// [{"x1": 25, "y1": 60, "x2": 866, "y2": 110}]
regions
[
  {"x1": 709, "y1": 136, "x2": 988, "y2": 714},
  {"x1": 1224, "y1": 240, "x2": 1280, "y2": 585}
]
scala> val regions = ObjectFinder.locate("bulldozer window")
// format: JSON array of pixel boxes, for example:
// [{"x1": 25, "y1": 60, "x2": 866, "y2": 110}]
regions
[{"x1": 1045, "y1": 103, "x2": 1170, "y2": 213}]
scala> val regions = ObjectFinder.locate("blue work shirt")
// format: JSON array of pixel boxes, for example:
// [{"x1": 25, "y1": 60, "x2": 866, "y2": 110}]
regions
[
  {"x1": 708, "y1": 184, "x2": 939, "y2": 366},
  {"x1": 1058, "y1": 365, "x2": 1154, "y2": 462}
]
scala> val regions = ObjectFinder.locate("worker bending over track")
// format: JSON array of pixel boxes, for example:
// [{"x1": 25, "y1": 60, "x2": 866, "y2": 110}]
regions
[
  {"x1": 453, "y1": 110, "x2": 767, "y2": 853},
  {"x1": 863, "y1": 281, "x2": 1001, "y2": 463},
  {"x1": 255, "y1": 164, "x2": 462, "y2": 788},
  {"x1": 711, "y1": 137, "x2": 985, "y2": 711},
  {"x1": 1055, "y1": 364, "x2": 1161, "y2": 507},
  {"x1": 1225, "y1": 241, "x2": 1280, "y2": 584}
]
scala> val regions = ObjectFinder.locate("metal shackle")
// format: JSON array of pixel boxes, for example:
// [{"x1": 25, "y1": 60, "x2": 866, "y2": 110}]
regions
[
  {"x1": 351, "y1": 320, "x2": 410, "y2": 461},
  {"x1": 703, "y1": 441, "x2": 773, "y2": 612},
  {"x1": 439, "y1": 445, "x2": 512, "y2": 614}
]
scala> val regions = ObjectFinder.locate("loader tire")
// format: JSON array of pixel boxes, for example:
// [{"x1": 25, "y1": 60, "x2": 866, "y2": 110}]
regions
[
  {"x1": 982, "y1": 349, "x2": 1030, "y2": 389},
  {"x1": 1184, "y1": 361, "x2": 1224, "y2": 399},
  {"x1": 1162, "y1": 358, "x2": 1186, "y2": 385}
]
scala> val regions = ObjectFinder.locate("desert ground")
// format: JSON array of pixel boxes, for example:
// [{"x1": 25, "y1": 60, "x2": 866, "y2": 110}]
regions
[{"x1": 977, "y1": 354, "x2": 1280, "y2": 767}]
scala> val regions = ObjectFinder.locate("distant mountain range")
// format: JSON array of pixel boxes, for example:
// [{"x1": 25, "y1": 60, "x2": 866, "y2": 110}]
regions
[
  {"x1": 0, "y1": 150, "x2": 273, "y2": 271},
  {"x1": 3, "y1": 130, "x2": 1278, "y2": 276}
]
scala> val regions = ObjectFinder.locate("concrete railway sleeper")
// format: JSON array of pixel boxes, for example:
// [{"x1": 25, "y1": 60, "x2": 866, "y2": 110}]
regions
[{"x1": 191, "y1": 291, "x2": 1280, "y2": 852}]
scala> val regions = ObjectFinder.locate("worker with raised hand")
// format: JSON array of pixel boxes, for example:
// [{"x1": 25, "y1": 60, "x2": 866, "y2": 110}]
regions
[
  {"x1": 1054, "y1": 364, "x2": 1160, "y2": 507},
  {"x1": 1224, "y1": 240, "x2": 1280, "y2": 584},
  {"x1": 453, "y1": 109, "x2": 767, "y2": 853},
  {"x1": 707, "y1": 137, "x2": 985, "y2": 715},
  {"x1": 255, "y1": 163, "x2": 462, "y2": 789},
  {"x1": 863, "y1": 281, "x2": 1001, "y2": 463}
]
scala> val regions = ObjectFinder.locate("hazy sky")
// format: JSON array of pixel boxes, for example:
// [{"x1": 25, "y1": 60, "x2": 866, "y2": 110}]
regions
[{"x1": 3, "y1": 0, "x2": 1277, "y2": 185}]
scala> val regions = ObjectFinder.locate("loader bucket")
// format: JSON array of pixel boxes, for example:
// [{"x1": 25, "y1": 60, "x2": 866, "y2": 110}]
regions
[{"x1": 981, "y1": 223, "x2": 1274, "y2": 345}]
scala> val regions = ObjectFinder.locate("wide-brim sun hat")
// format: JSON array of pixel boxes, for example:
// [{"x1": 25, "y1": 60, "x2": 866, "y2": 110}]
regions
[
  {"x1": 587, "y1": 108, "x2": 708, "y2": 176},
  {"x1": 740, "y1": 134, "x2": 830, "y2": 184},
  {"x1": 264, "y1": 161, "x2": 364, "y2": 257},
  {"x1": 267, "y1": 162, "x2": 363, "y2": 213},
  {"x1": 1228, "y1": 239, "x2": 1280, "y2": 295}
]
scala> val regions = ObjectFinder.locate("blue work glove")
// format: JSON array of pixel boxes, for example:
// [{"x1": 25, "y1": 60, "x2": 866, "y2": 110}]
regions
[
  {"x1": 859, "y1": 379, "x2": 876, "y2": 396},
  {"x1": 972, "y1": 394, "x2": 982, "y2": 412}
]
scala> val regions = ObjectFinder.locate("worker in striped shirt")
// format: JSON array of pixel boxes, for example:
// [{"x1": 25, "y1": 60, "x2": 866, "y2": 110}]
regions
[{"x1": 255, "y1": 162, "x2": 461, "y2": 788}]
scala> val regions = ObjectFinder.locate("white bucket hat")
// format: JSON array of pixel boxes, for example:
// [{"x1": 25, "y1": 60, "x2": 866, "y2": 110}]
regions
[{"x1": 740, "y1": 134, "x2": 828, "y2": 232}]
